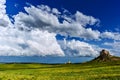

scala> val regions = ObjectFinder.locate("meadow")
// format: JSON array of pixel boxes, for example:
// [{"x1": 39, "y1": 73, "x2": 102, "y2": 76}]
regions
[{"x1": 0, "y1": 61, "x2": 120, "y2": 80}]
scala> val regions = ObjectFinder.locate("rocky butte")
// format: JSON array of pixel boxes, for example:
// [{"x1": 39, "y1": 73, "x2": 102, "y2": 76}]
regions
[{"x1": 92, "y1": 49, "x2": 120, "y2": 62}]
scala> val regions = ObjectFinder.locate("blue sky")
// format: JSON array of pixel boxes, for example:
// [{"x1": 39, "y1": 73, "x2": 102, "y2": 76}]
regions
[
  {"x1": 0, "y1": 0, "x2": 119, "y2": 58},
  {"x1": 6, "y1": 0, "x2": 120, "y2": 32}
]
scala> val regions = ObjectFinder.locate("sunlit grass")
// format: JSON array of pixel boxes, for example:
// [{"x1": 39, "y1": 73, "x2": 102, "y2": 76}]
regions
[{"x1": 0, "y1": 61, "x2": 119, "y2": 80}]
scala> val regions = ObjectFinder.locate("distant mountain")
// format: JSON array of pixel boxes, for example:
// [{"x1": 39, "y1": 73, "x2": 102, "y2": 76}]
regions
[{"x1": 91, "y1": 49, "x2": 120, "y2": 62}]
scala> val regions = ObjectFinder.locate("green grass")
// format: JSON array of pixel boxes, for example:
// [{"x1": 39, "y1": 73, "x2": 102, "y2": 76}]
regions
[{"x1": 0, "y1": 61, "x2": 120, "y2": 80}]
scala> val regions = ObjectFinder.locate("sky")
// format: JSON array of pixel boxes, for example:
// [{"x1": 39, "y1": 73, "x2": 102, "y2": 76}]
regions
[{"x1": 0, "y1": 0, "x2": 120, "y2": 57}]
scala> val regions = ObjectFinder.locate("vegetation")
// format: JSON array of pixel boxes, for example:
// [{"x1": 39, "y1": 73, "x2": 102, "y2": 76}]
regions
[
  {"x1": 0, "y1": 60, "x2": 119, "y2": 80},
  {"x1": 0, "y1": 50, "x2": 119, "y2": 80}
]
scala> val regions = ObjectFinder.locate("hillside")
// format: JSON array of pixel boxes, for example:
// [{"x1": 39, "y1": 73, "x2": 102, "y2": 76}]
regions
[
  {"x1": 91, "y1": 49, "x2": 120, "y2": 62},
  {"x1": 0, "y1": 60, "x2": 119, "y2": 80},
  {"x1": 0, "y1": 50, "x2": 119, "y2": 80}
]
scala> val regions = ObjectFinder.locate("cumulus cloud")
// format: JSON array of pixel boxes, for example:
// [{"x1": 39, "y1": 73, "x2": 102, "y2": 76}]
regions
[
  {"x1": 101, "y1": 31, "x2": 120, "y2": 40},
  {"x1": 103, "y1": 41, "x2": 120, "y2": 56},
  {"x1": 75, "y1": 11, "x2": 99, "y2": 26},
  {"x1": 0, "y1": 0, "x2": 64, "y2": 56},
  {"x1": 15, "y1": 4, "x2": 120, "y2": 41},
  {"x1": 14, "y1": 5, "x2": 100, "y2": 40},
  {"x1": 0, "y1": 0, "x2": 119, "y2": 57},
  {"x1": 101, "y1": 32, "x2": 120, "y2": 56},
  {"x1": 0, "y1": 0, "x2": 12, "y2": 27},
  {"x1": 58, "y1": 39, "x2": 99, "y2": 57},
  {"x1": 0, "y1": 27, "x2": 64, "y2": 56}
]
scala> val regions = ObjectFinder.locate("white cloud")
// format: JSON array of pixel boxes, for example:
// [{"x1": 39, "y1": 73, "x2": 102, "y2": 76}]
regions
[
  {"x1": 75, "y1": 11, "x2": 99, "y2": 26},
  {"x1": 14, "y1": 5, "x2": 100, "y2": 40},
  {"x1": 52, "y1": 8, "x2": 61, "y2": 15},
  {"x1": 103, "y1": 41, "x2": 120, "y2": 56},
  {"x1": 0, "y1": 0, "x2": 12, "y2": 27},
  {"x1": 101, "y1": 31, "x2": 120, "y2": 40},
  {"x1": 0, "y1": 0, "x2": 119, "y2": 57},
  {"x1": 0, "y1": 1, "x2": 65, "y2": 57},
  {"x1": 15, "y1": 4, "x2": 117, "y2": 42},
  {"x1": 104, "y1": 41, "x2": 120, "y2": 48},
  {"x1": 0, "y1": 27, "x2": 64, "y2": 56},
  {"x1": 0, "y1": 0, "x2": 6, "y2": 15},
  {"x1": 58, "y1": 39, "x2": 99, "y2": 57}
]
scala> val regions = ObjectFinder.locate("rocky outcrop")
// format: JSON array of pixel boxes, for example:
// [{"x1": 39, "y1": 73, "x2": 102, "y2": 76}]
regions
[
  {"x1": 92, "y1": 49, "x2": 120, "y2": 62},
  {"x1": 99, "y1": 49, "x2": 111, "y2": 61}
]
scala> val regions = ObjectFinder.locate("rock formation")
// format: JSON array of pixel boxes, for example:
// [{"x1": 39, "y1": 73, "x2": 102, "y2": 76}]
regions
[
  {"x1": 92, "y1": 49, "x2": 120, "y2": 62},
  {"x1": 99, "y1": 49, "x2": 111, "y2": 60}
]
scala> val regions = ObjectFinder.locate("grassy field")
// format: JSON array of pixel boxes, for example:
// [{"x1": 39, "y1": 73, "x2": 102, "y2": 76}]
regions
[{"x1": 0, "y1": 61, "x2": 120, "y2": 80}]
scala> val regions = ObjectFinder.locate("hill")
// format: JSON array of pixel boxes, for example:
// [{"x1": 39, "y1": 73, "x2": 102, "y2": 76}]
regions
[
  {"x1": 0, "y1": 49, "x2": 119, "y2": 80},
  {"x1": 91, "y1": 49, "x2": 120, "y2": 62}
]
